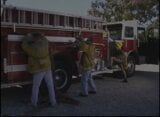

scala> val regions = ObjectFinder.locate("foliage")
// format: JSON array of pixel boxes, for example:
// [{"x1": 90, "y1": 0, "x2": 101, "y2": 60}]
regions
[{"x1": 88, "y1": 0, "x2": 159, "y2": 24}]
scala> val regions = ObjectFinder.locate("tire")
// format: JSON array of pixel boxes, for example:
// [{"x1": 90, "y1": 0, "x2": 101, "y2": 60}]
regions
[
  {"x1": 53, "y1": 67, "x2": 72, "y2": 93},
  {"x1": 126, "y1": 56, "x2": 136, "y2": 77},
  {"x1": 51, "y1": 52, "x2": 78, "y2": 93}
]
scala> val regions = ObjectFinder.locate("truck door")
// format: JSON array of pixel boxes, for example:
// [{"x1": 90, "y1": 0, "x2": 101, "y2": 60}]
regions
[{"x1": 123, "y1": 26, "x2": 137, "y2": 52}]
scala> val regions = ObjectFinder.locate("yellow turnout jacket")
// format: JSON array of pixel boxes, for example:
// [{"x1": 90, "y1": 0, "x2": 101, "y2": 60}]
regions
[
  {"x1": 21, "y1": 35, "x2": 51, "y2": 73},
  {"x1": 78, "y1": 41, "x2": 95, "y2": 71}
]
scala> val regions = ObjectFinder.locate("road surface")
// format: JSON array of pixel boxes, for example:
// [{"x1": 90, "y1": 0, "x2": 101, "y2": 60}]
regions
[{"x1": 1, "y1": 64, "x2": 159, "y2": 116}]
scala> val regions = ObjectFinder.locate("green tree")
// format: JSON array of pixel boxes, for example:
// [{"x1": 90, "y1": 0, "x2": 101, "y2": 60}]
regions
[{"x1": 88, "y1": 0, "x2": 159, "y2": 24}]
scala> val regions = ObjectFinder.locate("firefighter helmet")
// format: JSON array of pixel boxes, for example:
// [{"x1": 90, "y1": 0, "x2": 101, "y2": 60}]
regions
[{"x1": 115, "y1": 42, "x2": 123, "y2": 49}]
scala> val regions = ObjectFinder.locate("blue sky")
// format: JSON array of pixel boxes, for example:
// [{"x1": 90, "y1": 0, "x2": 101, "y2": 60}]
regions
[{"x1": 3, "y1": 0, "x2": 94, "y2": 16}]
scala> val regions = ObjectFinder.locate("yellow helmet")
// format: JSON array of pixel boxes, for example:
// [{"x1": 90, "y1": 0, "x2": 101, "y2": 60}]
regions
[{"x1": 115, "y1": 42, "x2": 123, "y2": 49}]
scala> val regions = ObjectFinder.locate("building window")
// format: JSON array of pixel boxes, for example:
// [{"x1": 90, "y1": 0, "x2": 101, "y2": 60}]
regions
[{"x1": 125, "y1": 26, "x2": 134, "y2": 37}]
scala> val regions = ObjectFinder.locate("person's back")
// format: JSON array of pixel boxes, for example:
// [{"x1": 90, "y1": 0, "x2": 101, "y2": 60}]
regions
[
  {"x1": 78, "y1": 40, "x2": 93, "y2": 71},
  {"x1": 86, "y1": 41, "x2": 95, "y2": 69},
  {"x1": 22, "y1": 32, "x2": 51, "y2": 73},
  {"x1": 21, "y1": 32, "x2": 57, "y2": 107},
  {"x1": 77, "y1": 37, "x2": 97, "y2": 97}
]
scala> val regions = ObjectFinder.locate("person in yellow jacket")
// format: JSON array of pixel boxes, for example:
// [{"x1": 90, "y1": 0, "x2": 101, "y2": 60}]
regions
[
  {"x1": 77, "y1": 37, "x2": 97, "y2": 97},
  {"x1": 108, "y1": 41, "x2": 128, "y2": 83},
  {"x1": 21, "y1": 32, "x2": 56, "y2": 107}
]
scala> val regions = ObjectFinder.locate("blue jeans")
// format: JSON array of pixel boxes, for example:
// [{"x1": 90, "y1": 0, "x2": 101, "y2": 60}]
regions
[
  {"x1": 81, "y1": 70, "x2": 97, "y2": 95},
  {"x1": 31, "y1": 70, "x2": 56, "y2": 106}
]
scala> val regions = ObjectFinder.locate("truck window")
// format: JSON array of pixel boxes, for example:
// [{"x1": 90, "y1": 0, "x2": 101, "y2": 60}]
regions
[
  {"x1": 137, "y1": 27, "x2": 146, "y2": 42},
  {"x1": 25, "y1": 11, "x2": 32, "y2": 24},
  {"x1": 69, "y1": 17, "x2": 74, "y2": 27},
  {"x1": 125, "y1": 26, "x2": 134, "y2": 38},
  {"x1": 107, "y1": 24, "x2": 122, "y2": 40},
  {"x1": 12, "y1": 8, "x2": 18, "y2": 23},
  {"x1": 55, "y1": 15, "x2": 59, "y2": 26},
  {"x1": 74, "y1": 17, "x2": 78, "y2": 27},
  {"x1": 98, "y1": 22, "x2": 103, "y2": 30},
  {"x1": 85, "y1": 19, "x2": 90, "y2": 28},
  {"x1": 59, "y1": 15, "x2": 64, "y2": 26},
  {"x1": 32, "y1": 12, "x2": 38, "y2": 24},
  {"x1": 19, "y1": 10, "x2": 25, "y2": 24},
  {"x1": 5, "y1": 8, "x2": 12, "y2": 22},
  {"x1": 78, "y1": 18, "x2": 82, "y2": 27},
  {"x1": 65, "y1": 16, "x2": 69, "y2": 27},
  {"x1": 49, "y1": 14, "x2": 55, "y2": 26}
]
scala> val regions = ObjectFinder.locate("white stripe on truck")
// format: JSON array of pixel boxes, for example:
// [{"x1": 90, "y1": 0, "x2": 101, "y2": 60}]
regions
[
  {"x1": 8, "y1": 35, "x2": 76, "y2": 42},
  {"x1": 5, "y1": 64, "x2": 27, "y2": 73}
]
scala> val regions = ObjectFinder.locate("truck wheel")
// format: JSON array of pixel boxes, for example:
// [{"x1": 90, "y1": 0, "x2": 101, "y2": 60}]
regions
[
  {"x1": 53, "y1": 67, "x2": 72, "y2": 93},
  {"x1": 127, "y1": 56, "x2": 136, "y2": 77},
  {"x1": 51, "y1": 52, "x2": 77, "y2": 93},
  {"x1": 39, "y1": 67, "x2": 72, "y2": 95}
]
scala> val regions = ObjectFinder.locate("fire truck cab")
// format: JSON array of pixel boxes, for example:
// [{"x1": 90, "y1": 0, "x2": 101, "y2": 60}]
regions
[{"x1": 104, "y1": 20, "x2": 146, "y2": 76}]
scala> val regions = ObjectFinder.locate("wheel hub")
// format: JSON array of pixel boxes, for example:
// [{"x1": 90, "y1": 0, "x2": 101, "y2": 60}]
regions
[{"x1": 54, "y1": 69, "x2": 68, "y2": 90}]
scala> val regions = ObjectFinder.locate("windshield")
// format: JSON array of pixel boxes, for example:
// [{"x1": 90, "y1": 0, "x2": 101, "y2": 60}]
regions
[
  {"x1": 137, "y1": 27, "x2": 146, "y2": 42},
  {"x1": 107, "y1": 24, "x2": 122, "y2": 40}
]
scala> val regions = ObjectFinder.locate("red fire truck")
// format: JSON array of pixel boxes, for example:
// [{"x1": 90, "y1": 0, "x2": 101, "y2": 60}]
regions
[{"x1": 1, "y1": 4, "x2": 144, "y2": 92}]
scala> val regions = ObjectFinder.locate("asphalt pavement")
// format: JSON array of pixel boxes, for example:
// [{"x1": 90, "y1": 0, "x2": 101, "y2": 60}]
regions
[{"x1": 1, "y1": 64, "x2": 159, "y2": 116}]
